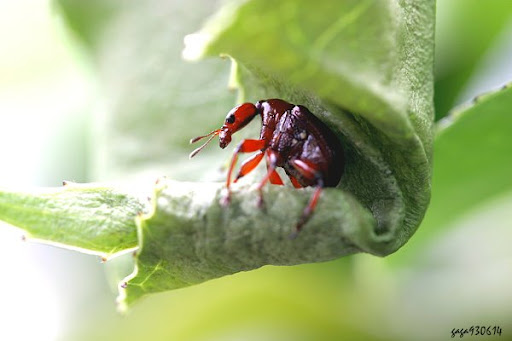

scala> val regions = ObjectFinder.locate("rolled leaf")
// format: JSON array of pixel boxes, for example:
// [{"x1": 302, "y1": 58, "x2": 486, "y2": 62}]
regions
[
  {"x1": 123, "y1": 0, "x2": 435, "y2": 306},
  {"x1": 0, "y1": 0, "x2": 435, "y2": 308}
]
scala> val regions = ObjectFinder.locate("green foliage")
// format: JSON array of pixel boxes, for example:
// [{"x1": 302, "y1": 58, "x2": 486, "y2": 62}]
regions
[
  {"x1": 430, "y1": 84, "x2": 512, "y2": 233},
  {"x1": 0, "y1": 4, "x2": 510, "y2": 338},
  {"x1": 57, "y1": 0, "x2": 237, "y2": 178},
  {"x1": 0, "y1": 182, "x2": 142, "y2": 257},
  {"x1": 3, "y1": 0, "x2": 434, "y2": 308},
  {"x1": 120, "y1": 180, "x2": 374, "y2": 307},
  {"x1": 428, "y1": 85, "x2": 512, "y2": 224},
  {"x1": 434, "y1": 0, "x2": 512, "y2": 119},
  {"x1": 118, "y1": 0, "x2": 436, "y2": 305},
  {"x1": 391, "y1": 84, "x2": 512, "y2": 263}
]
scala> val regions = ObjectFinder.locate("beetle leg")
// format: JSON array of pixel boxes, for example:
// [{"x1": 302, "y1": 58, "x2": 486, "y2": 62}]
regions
[
  {"x1": 291, "y1": 183, "x2": 323, "y2": 238},
  {"x1": 290, "y1": 159, "x2": 324, "y2": 237},
  {"x1": 234, "y1": 151, "x2": 264, "y2": 183},
  {"x1": 268, "y1": 169, "x2": 284, "y2": 186},
  {"x1": 289, "y1": 176, "x2": 303, "y2": 188},
  {"x1": 266, "y1": 152, "x2": 284, "y2": 185},
  {"x1": 255, "y1": 149, "x2": 279, "y2": 207},
  {"x1": 290, "y1": 159, "x2": 318, "y2": 181},
  {"x1": 223, "y1": 139, "x2": 266, "y2": 205}
]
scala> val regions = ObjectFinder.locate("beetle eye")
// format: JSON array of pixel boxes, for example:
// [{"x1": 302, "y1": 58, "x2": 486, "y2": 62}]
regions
[{"x1": 225, "y1": 114, "x2": 235, "y2": 124}]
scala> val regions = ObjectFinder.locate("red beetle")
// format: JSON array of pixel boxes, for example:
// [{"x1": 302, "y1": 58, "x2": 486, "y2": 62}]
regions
[{"x1": 190, "y1": 99, "x2": 344, "y2": 235}]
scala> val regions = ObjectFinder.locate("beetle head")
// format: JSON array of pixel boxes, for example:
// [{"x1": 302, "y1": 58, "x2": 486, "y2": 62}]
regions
[
  {"x1": 189, "y1": 103, "x2": 258, "y2": 158},
  {"x1": 218, "y1": 103, "x2": 258, "y2": 148}
]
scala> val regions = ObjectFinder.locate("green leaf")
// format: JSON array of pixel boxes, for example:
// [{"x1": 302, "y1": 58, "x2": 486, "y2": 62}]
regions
[
  {"x1": 119, "y1": 179, "x2": 374, "y2": 308},
  {"x1": 56, "y1": 0, "x2": 237, "y2": 179},
  {"x1": 186, "y1": 0, "x2": 431, "y2": 136},
  {"x1": 0, "y1": 182, "x2": 144, "y2": 258},
  {"x1": 186, "y1": 0, "x2": 434, "y2": 246},
  {"x1": 434, "y1": 0, "x2": 512, "y2": 119},
  {"x1": 430, "y1": 84, "x2": 512, "y2": 235},
  {"x1": 389, "y1": 83, "x2": 512, "y2": 264},
  {"x1": 0, "y1": 0, "x2": 435, "y2": 307},
  {"x1": 121, "y1": 0, "x2": 435, "y2": 305}
]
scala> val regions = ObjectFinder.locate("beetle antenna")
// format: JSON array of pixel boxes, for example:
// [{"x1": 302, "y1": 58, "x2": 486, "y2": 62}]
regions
[
  {"x1": 189, "y1": 129, "x2": 220, "y2": 158},
  {"x1": 189, "y1": 129, "x2": 220, "y2": 144}
]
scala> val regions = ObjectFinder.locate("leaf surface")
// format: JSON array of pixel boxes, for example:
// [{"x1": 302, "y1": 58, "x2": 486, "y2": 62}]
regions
[
  {"x1": 123, "y1": 0, "x2": 436, "y2": 305},
  {"x1": 389, "y1": 84, "x2": 512, "y2": 263},
  {"x1": 0, "y1": 0, "x2": 436, "y2": 307},
  {"x1": 0, "y1": 183, "x2": 143, "y2": 258}
]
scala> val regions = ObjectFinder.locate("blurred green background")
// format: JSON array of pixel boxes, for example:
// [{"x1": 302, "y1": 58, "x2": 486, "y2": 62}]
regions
[{"x1": 0, "y1": 0, "x2": 511, "y2": 340}]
